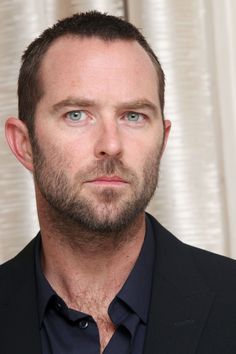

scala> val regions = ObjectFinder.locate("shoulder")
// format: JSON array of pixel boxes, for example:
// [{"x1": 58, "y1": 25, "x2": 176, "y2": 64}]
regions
[
  {"x1": 0, "y1": 236, "x2": 37, "y2": 300},
  {"x1": 185, "y1": 241, "x2": 236, "y2": 291},
  {"x1": 146, "y1": 214, "x2": 236, "y2": 352},
  {"x1": 147, "y1": 213, "x2": 236, "y2": 291},
  {"x1": 0, "y1": 236, "x2": 37, "y2": 270}
]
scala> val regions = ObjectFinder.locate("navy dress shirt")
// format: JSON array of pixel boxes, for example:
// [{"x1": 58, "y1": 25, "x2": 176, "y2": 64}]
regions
[{"x1": 35, "y1": 215, "x2": 155, "y2": 354}]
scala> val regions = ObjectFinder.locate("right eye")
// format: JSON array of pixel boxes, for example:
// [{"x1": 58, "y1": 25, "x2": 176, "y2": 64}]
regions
[{"x1": 66, "y1": 110, "x2": 86, "y2": 122}]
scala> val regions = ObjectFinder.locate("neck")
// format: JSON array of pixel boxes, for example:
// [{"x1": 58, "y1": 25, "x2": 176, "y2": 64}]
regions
[{"x1": 37, "y1": 199, "x2": 146, "y2": 309}]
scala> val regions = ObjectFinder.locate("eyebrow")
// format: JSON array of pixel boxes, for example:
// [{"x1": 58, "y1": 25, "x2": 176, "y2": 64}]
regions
[
  {"x1": 51, "y1": 97, "x2": 159, "y2": 115},
  {"x1": 51, "y1": 98, "x2": 96, "y2": 113},
  {"x1": 117, "y1": 99, "x2": 158, "y2": 115}
]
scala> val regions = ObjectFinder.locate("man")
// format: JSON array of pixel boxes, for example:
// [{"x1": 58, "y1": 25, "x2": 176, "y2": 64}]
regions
[{"x1": 2, "y1": 11, "x2": 236, "y2": 354}]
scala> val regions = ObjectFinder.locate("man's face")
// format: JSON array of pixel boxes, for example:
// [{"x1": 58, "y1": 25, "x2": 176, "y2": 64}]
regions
[{"x1": 33, "y1": 37, "x2": 169, "y2": 233}]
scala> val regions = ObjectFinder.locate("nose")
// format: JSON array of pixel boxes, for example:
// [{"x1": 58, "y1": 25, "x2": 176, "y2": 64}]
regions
[{"x1": 94, "y1": 119, "x2": 123, "y2": 159}]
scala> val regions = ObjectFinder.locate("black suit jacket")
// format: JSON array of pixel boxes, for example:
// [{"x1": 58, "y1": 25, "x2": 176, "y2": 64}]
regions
[{"x1": 1, "y1": 214, "x2": 236, "y2": 354}]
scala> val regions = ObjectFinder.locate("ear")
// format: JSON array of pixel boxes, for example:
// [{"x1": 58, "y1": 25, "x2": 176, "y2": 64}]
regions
[
  {"x1": 5, "y1": 117, "x2": 34, "y2": 172},
  {"x1": 161, "y1": 119, "x2": 171, "y2": 155}
]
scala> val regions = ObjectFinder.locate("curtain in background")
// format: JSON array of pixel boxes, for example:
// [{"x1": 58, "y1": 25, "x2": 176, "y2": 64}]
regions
[{"x1": 0, "y1": 0, "x2": 235, "y2": 262}]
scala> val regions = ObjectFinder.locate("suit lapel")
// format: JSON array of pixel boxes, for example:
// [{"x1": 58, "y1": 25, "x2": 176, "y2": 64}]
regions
[
  {"x1": 0, "y1": 238, "x2": 41, "y2": 354},
  {"x1": 144, "y1": 216, "x2": 215, "y2": 354}
]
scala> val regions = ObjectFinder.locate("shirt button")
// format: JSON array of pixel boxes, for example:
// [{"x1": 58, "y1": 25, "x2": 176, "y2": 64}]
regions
[
  {"x1": 79, "y1": 320, "x2": 89, "y2": 329},
  {"x1": 55, "y1": 302, "x2": 62, "y2": 310}
]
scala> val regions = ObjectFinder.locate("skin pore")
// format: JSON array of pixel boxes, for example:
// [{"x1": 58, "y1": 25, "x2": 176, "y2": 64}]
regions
[{"x1": 6, "y1": 36, "x2": 170, "y2": 352}]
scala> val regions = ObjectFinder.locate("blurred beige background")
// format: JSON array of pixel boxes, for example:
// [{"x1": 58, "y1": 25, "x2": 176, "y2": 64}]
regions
[{"x1": 1, "y1": 0, "x2": 236, "y2": 262}]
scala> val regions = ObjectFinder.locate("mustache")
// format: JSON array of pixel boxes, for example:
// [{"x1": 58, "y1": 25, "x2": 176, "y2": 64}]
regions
[{"x1": 74, "y1": 158, "x2": 137, "y2": 183}]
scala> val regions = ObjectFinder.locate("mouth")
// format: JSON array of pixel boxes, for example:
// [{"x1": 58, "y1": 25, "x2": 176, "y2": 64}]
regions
[{"x1": 86, "y1": 175, "x2": 128, "y2": 186}]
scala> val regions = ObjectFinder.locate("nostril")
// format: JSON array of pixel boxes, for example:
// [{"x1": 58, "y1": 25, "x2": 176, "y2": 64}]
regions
[{"x1": 93, "y1": 122, "x2": 123, "y2": 159}]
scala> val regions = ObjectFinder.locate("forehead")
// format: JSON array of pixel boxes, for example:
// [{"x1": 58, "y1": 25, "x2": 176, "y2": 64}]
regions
[{"x1": 39, "y1": 36, "x2": 159, "y2": 103}]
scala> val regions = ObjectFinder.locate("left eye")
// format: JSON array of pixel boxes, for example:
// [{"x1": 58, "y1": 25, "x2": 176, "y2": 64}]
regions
[
  {"x1": 126, "y1": 112, "x2": 143, "y2": 122},
  {"x1": 67, "y1": 111, "x2": 86, "y2": 121}
]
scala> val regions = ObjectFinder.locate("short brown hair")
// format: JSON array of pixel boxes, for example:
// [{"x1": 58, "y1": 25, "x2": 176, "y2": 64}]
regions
[{"x1": 18, "y1": 11, "x2": 165, "y2": 137}]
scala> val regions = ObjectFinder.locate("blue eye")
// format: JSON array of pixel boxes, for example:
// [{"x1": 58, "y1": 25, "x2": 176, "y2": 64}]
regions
[
  {"x1": 126, "y1": 112, "x2": 143, "y2": 122},
  {"x1": 67, "y1": 111, "x2": 85, "y2": 121}
]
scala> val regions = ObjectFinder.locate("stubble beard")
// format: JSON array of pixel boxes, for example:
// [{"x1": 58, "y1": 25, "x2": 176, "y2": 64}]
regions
[{"x1": 32, "y1": 137, "x2": 163, "y2": 247}]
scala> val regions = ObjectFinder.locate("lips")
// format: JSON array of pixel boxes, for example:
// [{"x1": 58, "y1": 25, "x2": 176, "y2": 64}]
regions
[{"x1": 87, "y1": 175, "x2": 128, "y2": 184}]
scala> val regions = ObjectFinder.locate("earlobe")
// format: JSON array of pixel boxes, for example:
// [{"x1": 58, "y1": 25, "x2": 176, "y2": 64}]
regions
[{"x1": 5, "y1": 117, "x2": 34, "y2": 172}]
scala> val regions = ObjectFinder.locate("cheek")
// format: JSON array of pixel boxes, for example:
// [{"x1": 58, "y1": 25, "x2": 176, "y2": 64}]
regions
[
  {"x1": 67, "y1": 139, "x2": 91, "y2": 158},
  {"x1": 60, "y1": 140, "x2": 95, "y2": 176},
  {"x1": 125, "y1": 133, "x2": 162, "y2": 165},
  {"x1": 123, "y1": 144, "x2": 153, "y2": 179}
]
